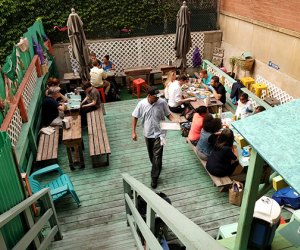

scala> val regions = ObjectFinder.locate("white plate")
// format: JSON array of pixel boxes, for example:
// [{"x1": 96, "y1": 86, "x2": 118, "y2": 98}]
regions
[
  {"x1": 189, "y1": 87, "x2": 196, "y2": 91},
  {"x1": 210, "y1": 94, "x2": 214, "y2": 98}
]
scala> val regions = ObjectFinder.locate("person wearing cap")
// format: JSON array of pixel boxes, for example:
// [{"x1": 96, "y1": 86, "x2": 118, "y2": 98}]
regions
[
  {"x1": 132, "y1": 86, "x2": 175, "y2": 189},
  {"x1": 41, "y1": 86, "x2": 66, "y2": 127},
  {"x1": 167, "y1": 74, "x2": 197, "y2": 113}
]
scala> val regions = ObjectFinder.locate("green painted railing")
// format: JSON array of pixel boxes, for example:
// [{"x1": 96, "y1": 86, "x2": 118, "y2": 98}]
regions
[
  {"x1": 0, "y1": 188, "x2": 62, "y2": 250},
  {"x1": 122, "y1": 173, "x2": 225, "y2": 250}
]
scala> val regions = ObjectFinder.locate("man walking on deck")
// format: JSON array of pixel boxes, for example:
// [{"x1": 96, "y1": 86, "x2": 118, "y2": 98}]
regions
[{"x1": 132, "y1": 86, "x2": 175, "y2": 188}]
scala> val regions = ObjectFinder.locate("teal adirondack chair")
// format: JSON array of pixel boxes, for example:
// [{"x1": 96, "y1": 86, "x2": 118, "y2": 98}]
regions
[{"x1": 29, "y1": 164, "x2": 80, "y2": 207}]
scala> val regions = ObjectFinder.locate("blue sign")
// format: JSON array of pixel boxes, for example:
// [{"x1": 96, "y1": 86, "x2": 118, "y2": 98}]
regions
[{"x1": 268, "y1": 61, "x2": 280, "y2": 70}]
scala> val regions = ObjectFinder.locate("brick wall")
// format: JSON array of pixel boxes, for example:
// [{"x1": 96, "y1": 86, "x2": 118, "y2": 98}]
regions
[{"x1": 221, "y1": 0, "x2": 300, "y2": 33}]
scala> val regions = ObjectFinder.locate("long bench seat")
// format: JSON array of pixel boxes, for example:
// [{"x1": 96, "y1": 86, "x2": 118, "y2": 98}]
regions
[{"x1": 87, "y1": 108, "x2": 111, "y2": 167}]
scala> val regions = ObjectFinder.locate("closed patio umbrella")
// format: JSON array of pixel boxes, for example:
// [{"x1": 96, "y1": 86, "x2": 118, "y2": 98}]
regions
[
  {"x1": 174, "y1": 1, "x2": 192, "y2": 70},
  {"x1": 67, "y1": 8, "x2": 90, "y2": 82}
]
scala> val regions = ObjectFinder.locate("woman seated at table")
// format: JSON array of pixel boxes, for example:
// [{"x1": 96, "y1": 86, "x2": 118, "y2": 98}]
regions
[
  {"x1": 80, "y1": 82, "x2": 101, "y2": 126},
  {"x1": 45, "y1": 77, "x2": 68, "y2": 102},
  {"x1": 196, "y1": 115, "x2": 222, "y2": 161},
  {"x1": 206, "y1": 129, "x2": 239, "y2": 177},
  {"x1": 235, "y1": 93, "x2": 253, "y2": 119},
  {"x1": 102, "y1": 55, "x2": 116, "y2": 72},
  {"x1": 164, "y1": 70, "x2": 177, "y2": 100},
  {"x1": 188, "y1": 106, "x2": 208, "y2": 145},
  {"x1": 168, "y1": 74, "x2": 196, "y2": 113}
]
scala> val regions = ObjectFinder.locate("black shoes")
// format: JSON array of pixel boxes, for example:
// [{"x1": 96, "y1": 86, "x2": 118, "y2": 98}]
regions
[{"x1": 151, "y1": 178, "x2": 158, "y2": 189}]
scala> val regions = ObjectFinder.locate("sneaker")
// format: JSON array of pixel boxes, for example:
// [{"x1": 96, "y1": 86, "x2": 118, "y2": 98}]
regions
[{"x1": 151, "y1": 179, "x2": 158, "y2": 189}]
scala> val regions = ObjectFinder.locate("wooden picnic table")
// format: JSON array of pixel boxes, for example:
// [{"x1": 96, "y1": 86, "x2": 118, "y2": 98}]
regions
[
  {"x1": 64, "y1": 72, "x2": 81, "y2": 87},
  {"x1": 64, "y1": 93, "x2": 81, "y2": 116},
  {"x1": 62, "y1": 115, "x2": 84, "y2": 169},
  {"x1": 182, "y1": 85, "x2": 223, "y2": 112},
  {"x1": 123, "y1": 66, "x2": 152, "y2": 87}
]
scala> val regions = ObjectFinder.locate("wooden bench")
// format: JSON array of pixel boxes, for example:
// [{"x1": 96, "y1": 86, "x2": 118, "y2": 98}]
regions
[
  {"x1": 36, "y1": 127, "x2": 59, "y2": 166},
  {"x1": 87, "y1": 108, "x2": 111, "y2": 167},
  {"x1": 186, "y1": 138, "x2": 233, "y2": 191}
]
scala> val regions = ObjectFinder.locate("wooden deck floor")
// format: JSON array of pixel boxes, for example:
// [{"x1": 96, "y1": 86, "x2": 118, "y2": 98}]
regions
[{"x1": 49, "y1": 99, "x2": 242, "y2": 249}]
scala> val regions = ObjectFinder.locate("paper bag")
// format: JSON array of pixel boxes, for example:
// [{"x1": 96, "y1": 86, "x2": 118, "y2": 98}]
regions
[
  {"x1": 229, "y1": 181, "x2": 243, "y2": 206},
  {"x1": 41, "y1": 63, "x2": 48, "y2": 75}
]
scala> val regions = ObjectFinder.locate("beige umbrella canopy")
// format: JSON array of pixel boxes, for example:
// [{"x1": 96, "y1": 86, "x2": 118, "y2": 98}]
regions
[
  {"x1": 174, "y1": 1, "x2": 192, "y2": 70},
  {"x1": 67, "y1": 8, "x2": 90, "y2": 82}
]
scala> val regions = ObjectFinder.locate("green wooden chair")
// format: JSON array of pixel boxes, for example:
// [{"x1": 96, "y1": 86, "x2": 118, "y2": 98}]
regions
[{"x1": 29, "y1": 164, "x2": 80, "y2": 207}]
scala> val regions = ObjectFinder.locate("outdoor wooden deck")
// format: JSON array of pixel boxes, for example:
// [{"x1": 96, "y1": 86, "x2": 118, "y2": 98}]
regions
[{"x1": 49, "y1": 99, "x2": 242, "y2": 249}]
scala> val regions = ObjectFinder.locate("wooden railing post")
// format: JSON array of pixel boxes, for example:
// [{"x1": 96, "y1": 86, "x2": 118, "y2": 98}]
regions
[
  {"x1": 35, "y1": 57, "x2": 42, "y2": 77},
  {"x1": 41, "y1": 190, "x2": 63, "y2": 241},
  {"x1": 18, "y1": 97, "x2": 28, "y2": 122},
  {"x1": 123, "y1": 179, "x2": 132, "y2": 226},
  {"x1": 0, "y1": 232, "x2": 7, "y2": 250},
  {"x1": 23, "y1": 207, "x2": 41, "y2": 248}
]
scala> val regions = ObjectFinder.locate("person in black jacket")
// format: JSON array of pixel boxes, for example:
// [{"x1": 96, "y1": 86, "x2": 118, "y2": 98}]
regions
[
  {"x1": 230, "y1": 79, "x2": 245, "y2": 104},
  {"x1": 206, "y1": 129, "x2": 239, "y2": 177}
]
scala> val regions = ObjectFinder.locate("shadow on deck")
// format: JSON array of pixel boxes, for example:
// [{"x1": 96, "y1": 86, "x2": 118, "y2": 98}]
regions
[{"x1": 49, "y1": 99, "x2": 240, "y2": 249}]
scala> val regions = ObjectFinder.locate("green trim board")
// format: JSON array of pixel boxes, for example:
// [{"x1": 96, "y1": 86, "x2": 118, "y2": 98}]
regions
[{"x1": 232, "y1": 98, "x2": 300, "y2": 193}]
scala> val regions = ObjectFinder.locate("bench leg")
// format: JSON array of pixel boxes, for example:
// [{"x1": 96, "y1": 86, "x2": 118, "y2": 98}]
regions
[
  {"x1": 106, "y1": 154, "x2": 110, "y2": 166},
  {"x1": 66, "y1": 147, "x2": 75, "y2": 170}
]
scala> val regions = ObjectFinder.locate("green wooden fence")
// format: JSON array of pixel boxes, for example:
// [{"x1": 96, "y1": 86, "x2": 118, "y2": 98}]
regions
[{"x1": 0, "y1": 132, "x2": 27, "y2": 249}]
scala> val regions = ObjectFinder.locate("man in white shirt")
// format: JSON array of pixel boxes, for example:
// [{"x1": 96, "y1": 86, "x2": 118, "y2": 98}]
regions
[
  {"x1": 132, "y1": 86, "x2": 175, "y2": 188},
  {"x1": 90, "y1": 60, "x2": 110, "y2": 95},
  {"x1": 168, "y1": 74, "x2": 196, "y2": 113}
]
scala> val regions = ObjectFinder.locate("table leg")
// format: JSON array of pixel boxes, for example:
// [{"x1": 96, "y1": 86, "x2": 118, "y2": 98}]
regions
[{"x1": 66, "y1": 147, "x2": 75, "y2": 170}]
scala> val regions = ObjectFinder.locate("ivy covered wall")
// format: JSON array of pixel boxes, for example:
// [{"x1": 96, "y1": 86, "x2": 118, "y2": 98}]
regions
[{"x1": 0, "y1": 0, "x2": 217, "y2": 64}]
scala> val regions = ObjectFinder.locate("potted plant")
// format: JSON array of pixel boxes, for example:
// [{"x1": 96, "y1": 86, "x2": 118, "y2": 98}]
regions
[{"x1": 228, "y1": 56, "x2": 237, "y2": 78}]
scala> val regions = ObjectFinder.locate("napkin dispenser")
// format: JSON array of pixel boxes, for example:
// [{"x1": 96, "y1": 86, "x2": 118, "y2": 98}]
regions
[{"x1": 62, "y1": 118, "x2": 70, "y2": 129}]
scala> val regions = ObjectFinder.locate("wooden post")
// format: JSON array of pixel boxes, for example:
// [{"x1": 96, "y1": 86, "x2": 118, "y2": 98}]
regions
[
  {"x1": 18, "y1": 97, "x2": 28, "y2": 122},
  {"x1": 24, "y1": 207, "x2": 41, "y2": 248},
  {"x1": 41, "y1": 190, "x2": 63, "y2": 241},
  {"x1": 123, "y1": 179, "x2": 132, "y2": 226},
  {"x1": 234, "y1": 149, "x2": 264, "y2": 250},
  {"x1": 0, "y1": 232, "x2": 7, "y2": 250},
  {"x1": 35, "y1": 57, "x2": 42, "y2": 77}
]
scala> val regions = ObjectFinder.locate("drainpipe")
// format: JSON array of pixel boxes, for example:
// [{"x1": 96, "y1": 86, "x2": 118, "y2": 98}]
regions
[{"x1": 216, "y1": 0, "x2": 221, "y2": 30}]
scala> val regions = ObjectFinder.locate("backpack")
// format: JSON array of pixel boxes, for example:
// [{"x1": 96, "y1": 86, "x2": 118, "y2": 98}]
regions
[
  {"x1": 180, "y1": 122, "x2": 191, "y2": 137},
  {"x1": 137, "y1": 192, "x2": 171, "y2": 241},
  {"x1": 272, "y1": 187, "x2": 300, "y2": 209},
  {"x1": 106, "y1": 81, "x2": 120, "y2": 102}
]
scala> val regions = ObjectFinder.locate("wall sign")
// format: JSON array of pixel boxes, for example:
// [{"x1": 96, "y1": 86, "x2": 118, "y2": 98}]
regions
[{"x1": 268, "y1": 61, "x2": 280, "y2": 70}]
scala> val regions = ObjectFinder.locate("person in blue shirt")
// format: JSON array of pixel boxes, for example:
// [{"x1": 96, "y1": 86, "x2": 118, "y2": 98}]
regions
[
  {"x1": 194, "y1": 69, "x2": 213, "y2": 89},
  {"x1": 102, "y1": 55, "x2": 116, "y2": 72}
]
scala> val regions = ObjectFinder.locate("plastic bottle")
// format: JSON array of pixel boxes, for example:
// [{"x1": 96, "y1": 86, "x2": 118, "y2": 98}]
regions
[{"x1": 218, "y1": 107, "x2": 222, "y2": 119}]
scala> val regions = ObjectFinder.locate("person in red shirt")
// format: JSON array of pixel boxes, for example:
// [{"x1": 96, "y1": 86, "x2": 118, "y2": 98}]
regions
[{"x1": 188, "y1": 106, "x2": 208, "y2": 145}]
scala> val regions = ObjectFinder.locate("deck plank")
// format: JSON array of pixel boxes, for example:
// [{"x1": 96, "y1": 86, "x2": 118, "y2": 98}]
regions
[{"x1": 49, "y1": 99, "x2": 242, "y2": 249}]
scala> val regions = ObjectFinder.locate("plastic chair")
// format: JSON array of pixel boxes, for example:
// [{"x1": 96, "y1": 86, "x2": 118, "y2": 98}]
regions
[
  {"x1": 132, "y1": 78, "x2": 148, "y2": 99},
  {"x1": 216, "y1": 222, "x2": 238, "y2": 240},
  {"x1": 96, "y1": 87, "x2": 106, "y2": 103},
  {"x1": 250, "y1": 83, "x2": 268, "y2": 98},
  {"x1": 29, "y1": 164, "x2": 80, "y2": 207}
]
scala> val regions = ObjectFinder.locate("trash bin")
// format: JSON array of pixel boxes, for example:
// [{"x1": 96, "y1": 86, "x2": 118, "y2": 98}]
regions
[{"x1": 248, "y1": 196, "x2": 281, "y2": 249}]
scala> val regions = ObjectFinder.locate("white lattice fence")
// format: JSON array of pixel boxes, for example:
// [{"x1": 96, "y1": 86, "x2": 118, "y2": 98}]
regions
[
  {"x1": 255, "y1": 75, "x2": 294, "y2": 104},
  {"x1": 7, "y1": 108, "x2": 23, "y2": 147},
  {"x1": 22, "y1": 68, "x2": 38, "y2": 110},
  {"x1": 68, "y1": 32, "x2": 205, "y2": 73}
]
